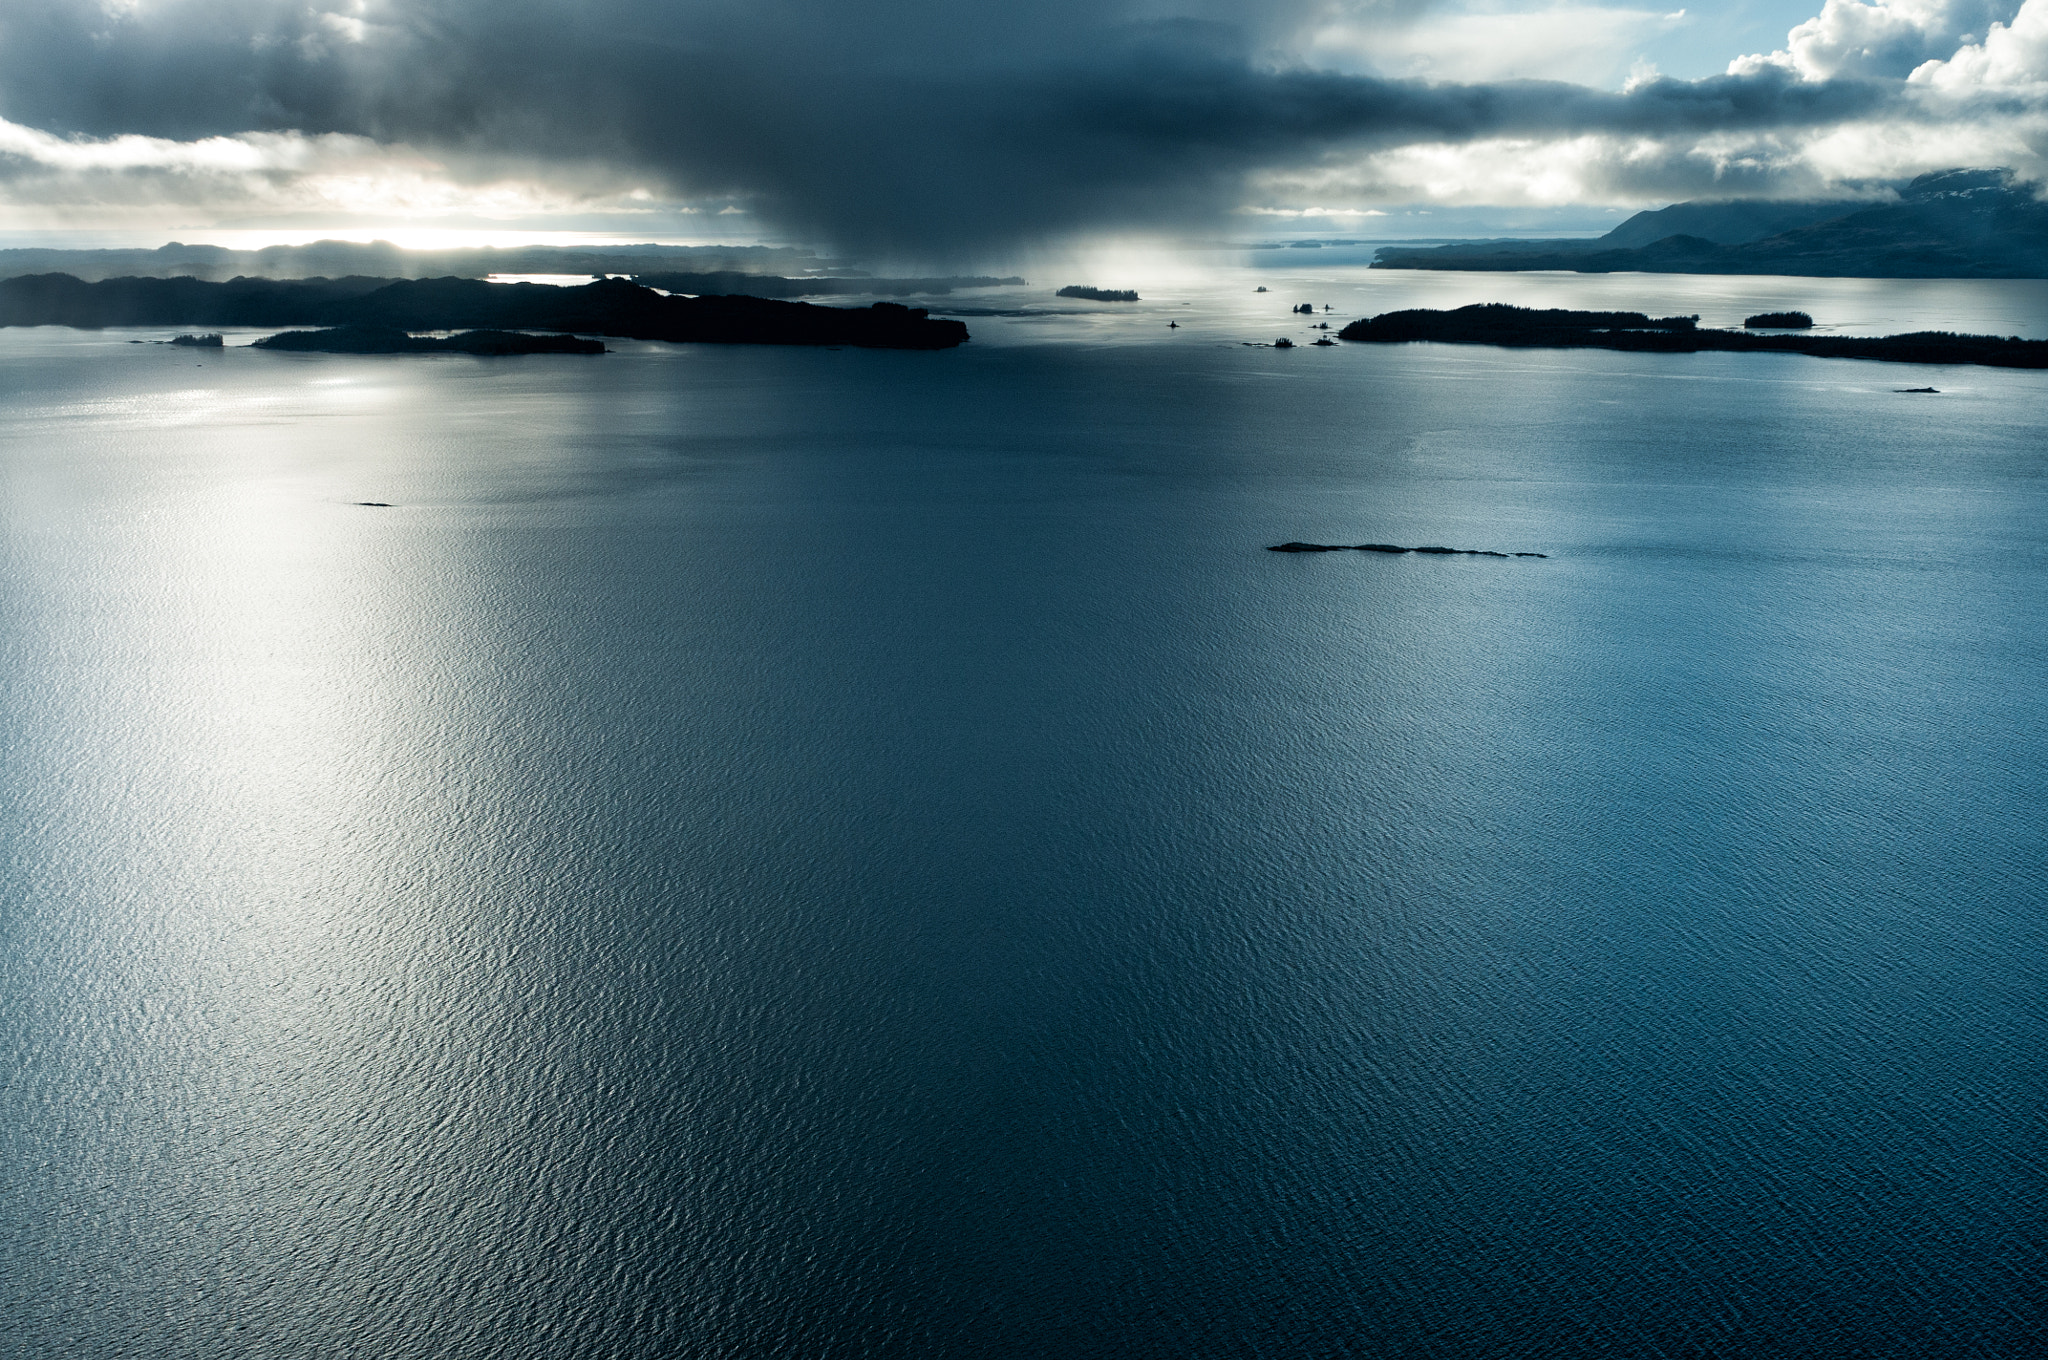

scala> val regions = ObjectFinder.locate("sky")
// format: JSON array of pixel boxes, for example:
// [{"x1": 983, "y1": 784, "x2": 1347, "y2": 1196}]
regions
[{"x1": 1, "y1": 1, "x2": 2045, "y2": 259}]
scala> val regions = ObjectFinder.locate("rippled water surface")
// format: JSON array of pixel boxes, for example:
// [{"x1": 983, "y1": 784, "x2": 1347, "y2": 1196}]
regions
[{"x1": 3, "y1": 271, "x2": 2046, "y2": 1357}]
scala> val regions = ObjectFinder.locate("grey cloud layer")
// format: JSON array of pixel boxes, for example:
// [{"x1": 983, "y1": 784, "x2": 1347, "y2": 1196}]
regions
[{"x1": 0, "y1": 2, "x2": 2009, "y2": 251}]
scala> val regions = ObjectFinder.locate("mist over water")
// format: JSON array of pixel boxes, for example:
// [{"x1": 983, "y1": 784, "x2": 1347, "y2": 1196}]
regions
[{"x1": 3, "y1": 266, "x2": 2045, "y2": 1357}]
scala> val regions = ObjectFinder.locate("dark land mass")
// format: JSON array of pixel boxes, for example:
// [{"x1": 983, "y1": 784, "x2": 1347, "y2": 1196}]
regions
[
  {"x1": 168, "y1": 333, "x2": 223, "y2": 347},
  {"x1": 0, "y1": 241, "x2": 1020, "y2": 300},
  {"x1": 1746, "y1": 311, "x2": 1813, "y2": 328},
  {"x1": 0, "y1": 240, "x2": 831, "y2": 284},
  {"x1": 634, "y1": 272, "x2": 1023, "y2": 297},
  {"x1": 1270, "y1": 543, "x2": 1546, "y2": 558},
  {"x1": 1056, "y1": 286, "x2": 1140, "y2": 301},
  {"x1": 1597, "y1": 198, "x2": 1868, "y2": 249},
  {"x1": 1336, "y1": 304, "x2": 2048, "y2": 369},
  {"x1": 0, "y1": 275, "x2": 970, "y2": 349},
  {"x1": 253, "y1": 327, "x2": 607, "y2": 355},
  {"x1": 1371, "y1": 170, "x2": 2048, "y2": 278}
]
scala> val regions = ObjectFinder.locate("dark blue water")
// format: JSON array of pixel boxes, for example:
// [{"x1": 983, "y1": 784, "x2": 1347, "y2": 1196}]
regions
[{"x1": 3, "y1": 301, "x2": 2045, "y2": 1356}]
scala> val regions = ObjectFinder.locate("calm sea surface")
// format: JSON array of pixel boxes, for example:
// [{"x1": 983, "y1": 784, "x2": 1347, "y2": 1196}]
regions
[{"x1": 3, "y1": 264, "x2": 2045, "y2": 1357}]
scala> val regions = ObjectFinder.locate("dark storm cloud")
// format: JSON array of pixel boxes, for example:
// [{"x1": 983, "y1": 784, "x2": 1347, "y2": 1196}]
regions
[{"x1": 0, "y1": 2, "x2": 1982, "y2": 253}]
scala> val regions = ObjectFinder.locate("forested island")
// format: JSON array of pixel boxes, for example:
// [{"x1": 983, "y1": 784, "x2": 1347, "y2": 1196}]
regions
[
  {"x1": 0, "y1": 275, "x2": 970, "y2": 349},
  {"x1": 1337, "y1": 305, "x2": 2048, "y2": 369},
  {"x1": 253, "y1": 327, "x2": 606, "y2": 355},
  {"x1": 1057, "y1": 286, "x2": 1140, "y2": 301}
]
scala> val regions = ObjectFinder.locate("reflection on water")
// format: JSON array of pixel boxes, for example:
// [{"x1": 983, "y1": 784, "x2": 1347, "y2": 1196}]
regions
[{"x1": 2, "y1": 269, "x2": 2045, "y2": 1357}]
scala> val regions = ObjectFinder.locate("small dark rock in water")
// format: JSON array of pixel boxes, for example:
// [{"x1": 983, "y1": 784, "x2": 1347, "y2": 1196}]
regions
[
  {"x1": 1312, "y1": 337, "x2": 1336, "y2": 346},
  {"x1": 168, "y1": 333, "x2": 223, "y2": 347},
  {"x1": 1294, "y1": 303, "x2": 1316, "y2": 314},
  {"x1": 1745, "y1": 311, "x2": 1813, "y2": 329},
  {"x1": 1273, "y1": 337, "x2": 1295, "y2": 348},
  {"x1": 1896, "y1": 386, "x2": 1940, "y2": 393},
  {"x1": 1269, "y1": 541, "x2": 1546, "y2": 558},
  {"x1": 1255, "y1": 286, "x2": 1268, "y2": 293},
  {"x1": 355, "y1": 501, "x2": 392, "y2": 507}
]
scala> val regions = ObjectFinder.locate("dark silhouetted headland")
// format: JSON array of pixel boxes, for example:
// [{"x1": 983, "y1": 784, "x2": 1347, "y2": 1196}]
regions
[
  {"x1": 252, "y1": 327, "x2": 607, "y2": 355},
  {"x1": 1745, "y1": 312, "x2": 1813, "y2": 329},
  {"x1": 1336, "y1": 304, "x2": 2048, "y2": 369},
  {"x1": 1056, "y1": 286, "x2": 1139, "y2": 301},
  {"x1": 0, "y1": 275, "x2": 970, "y2": 349}
]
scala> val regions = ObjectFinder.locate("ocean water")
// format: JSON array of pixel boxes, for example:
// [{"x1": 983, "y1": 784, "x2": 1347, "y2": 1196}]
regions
[{"x1": 2, "y1": 269, "x2": 2045, "y2": 1358}]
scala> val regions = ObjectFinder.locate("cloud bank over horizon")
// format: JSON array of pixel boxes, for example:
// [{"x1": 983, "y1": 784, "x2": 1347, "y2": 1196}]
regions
[{"x1": 2, "y1": 1, "x2": 2046, "y2": 258}]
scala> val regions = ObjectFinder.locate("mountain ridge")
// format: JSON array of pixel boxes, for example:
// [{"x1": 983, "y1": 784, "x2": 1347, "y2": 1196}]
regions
[{"x1": 1371, "y1": 170, "x2": 2048, "y2": 278}]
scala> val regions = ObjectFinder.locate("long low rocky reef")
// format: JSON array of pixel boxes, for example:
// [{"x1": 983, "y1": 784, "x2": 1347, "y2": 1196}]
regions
[
  {"x1": 0, "y1": 274, "x2": 969, "y2": 349},
  {"x1": 1336, "y1": 305, "x2": 2048, "y2": 369},
  {"x1": 1269, "y1": 543, "x2": 1547, "y2": 558}
]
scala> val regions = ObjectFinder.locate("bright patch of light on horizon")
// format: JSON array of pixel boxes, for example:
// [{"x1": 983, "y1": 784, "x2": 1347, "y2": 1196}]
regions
[
  {"x1": 1239, "y1": 206, "x2": 1391, "y2": 218},
  {"x1": 483, "y1": 273, "x2": 637, "y2": 286},
  {"x1": 1013, "y1": 236, "x2": 1226, "y2": 294}
]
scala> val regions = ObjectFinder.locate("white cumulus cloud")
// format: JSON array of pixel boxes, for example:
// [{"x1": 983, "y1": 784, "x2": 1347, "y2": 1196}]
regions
[
  {"x1": 1910, "y1": 0, "x2": 2048, "y2": 86},
  {"x1": 1728, "y1": 0, "x2": 2018, "y2": 80}
]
